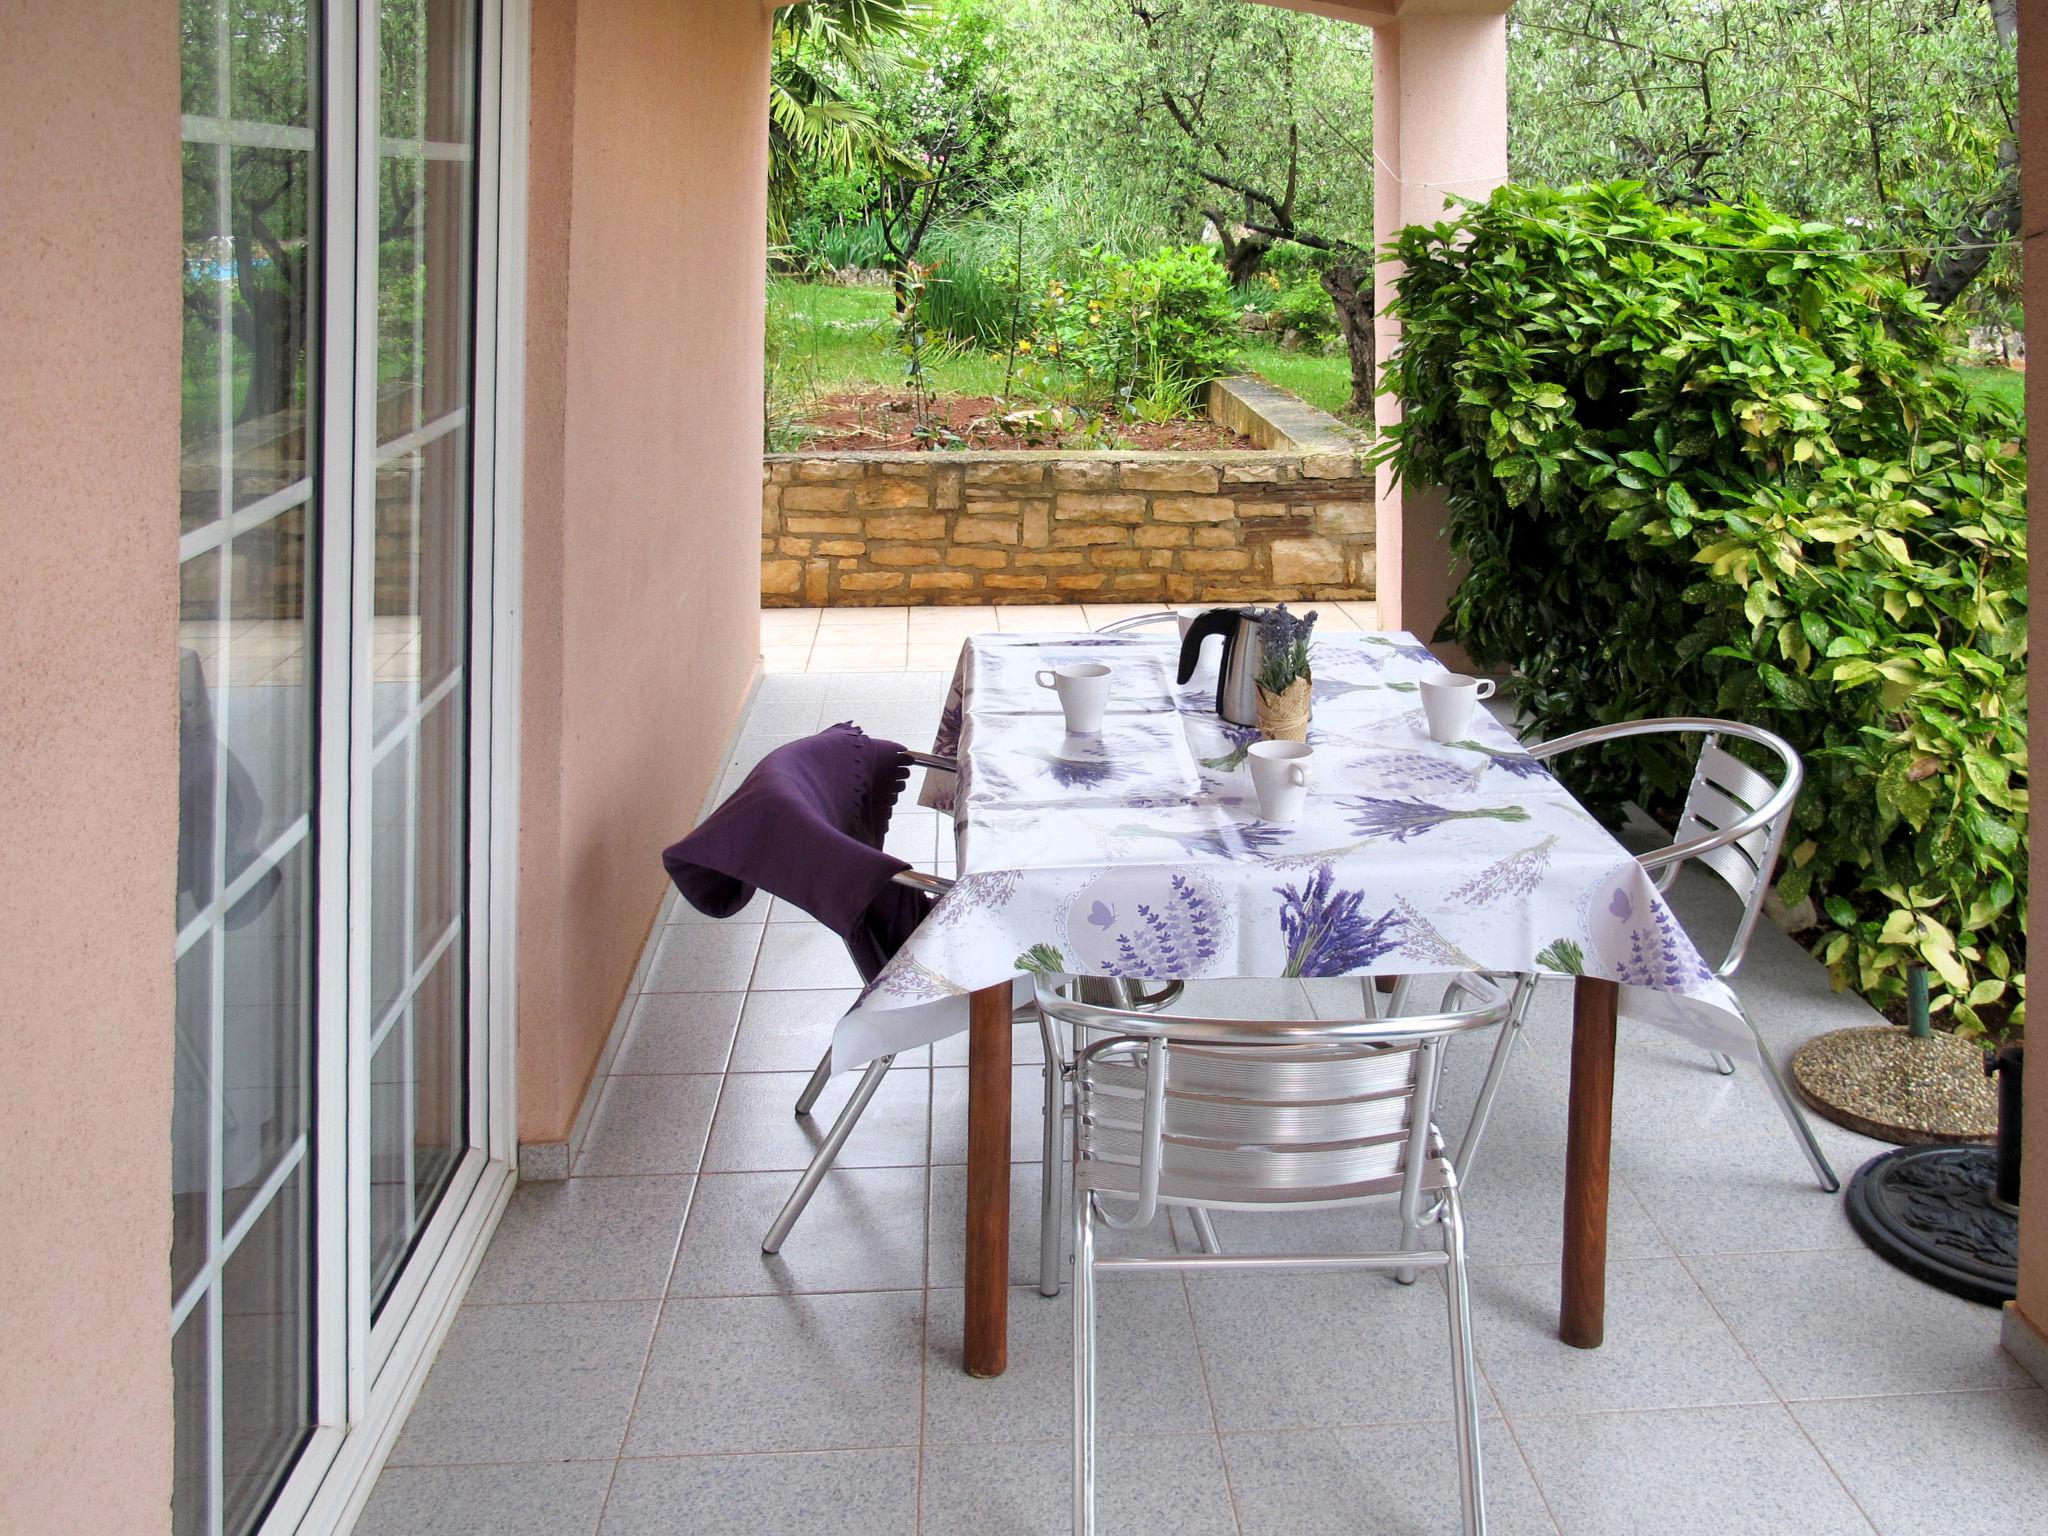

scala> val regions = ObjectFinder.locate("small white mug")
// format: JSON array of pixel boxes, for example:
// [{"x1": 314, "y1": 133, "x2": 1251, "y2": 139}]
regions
[
  {"x1": 1420, "y1": 673, "x2": 1498, "y2": 743},
  {"x1": 1248, "y1": 740, "x2": 1314, "y2": 823},
  {"x1": 1036, "y1": 661, "x2": 1111, "y2": 734}
]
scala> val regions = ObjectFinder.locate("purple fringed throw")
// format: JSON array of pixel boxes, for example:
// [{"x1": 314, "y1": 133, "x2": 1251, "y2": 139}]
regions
[{"x1": 661, "y1": 723, "x2": 933, "y2": 984}]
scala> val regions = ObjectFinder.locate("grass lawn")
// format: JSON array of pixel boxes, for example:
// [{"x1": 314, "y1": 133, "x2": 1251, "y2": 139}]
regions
[
  {"x1": 769, "y1": 280, "x2": 2026, "y2": 434},
  {"x1": 769, "y1": 278, "x2": 1011, "y2": 398},
  {"x1": 1236, "y1": 344, "x2": 1358, "y2": 418},
  {"x1": 1960, "y1": 364, "x2": 2026, "y2": 416},
  {"x1": 1235, "y1": 351, "x2": 2027, "y2": 426},
  {"x1": 770, "y1": 278, "x2": 1367, "y2": 426}
]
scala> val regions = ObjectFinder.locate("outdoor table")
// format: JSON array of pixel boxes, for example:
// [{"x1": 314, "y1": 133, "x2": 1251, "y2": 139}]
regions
[{"x1": 831, "y1": 629, "x2": 1744, "y2": 1377}]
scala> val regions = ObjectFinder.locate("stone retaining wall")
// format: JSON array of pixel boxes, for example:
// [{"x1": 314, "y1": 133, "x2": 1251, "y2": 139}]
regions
[{"x1": 761, "y1": 380, "x2": 1374, "y2": 607}]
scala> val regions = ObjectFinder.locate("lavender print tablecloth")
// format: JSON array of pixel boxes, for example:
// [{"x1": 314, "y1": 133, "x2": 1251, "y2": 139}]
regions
[{"x1": 829, "y1": 630, "x2": 1741, "y2": 1069}]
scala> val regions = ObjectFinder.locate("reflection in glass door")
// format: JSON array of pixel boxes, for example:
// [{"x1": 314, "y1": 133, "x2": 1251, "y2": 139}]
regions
[
  {"x1": 363, "y1": 0, "x2": 482, "y2": 1316},
  {"x1": 175, "y1": 3, "x2": 322, "y2": 1527},
  {"x1": 174, "y1": 2, "x2": 506, "y2": 1531}
]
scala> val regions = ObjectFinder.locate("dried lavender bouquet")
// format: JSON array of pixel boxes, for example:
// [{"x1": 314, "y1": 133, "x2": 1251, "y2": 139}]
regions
[{"x1": 1255, "y1": 604, "x2": 1317, "y2": 742}]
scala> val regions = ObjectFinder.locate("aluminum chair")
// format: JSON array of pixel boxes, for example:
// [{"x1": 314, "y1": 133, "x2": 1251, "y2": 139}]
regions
[
  {"x1": 1456, "y1": 717, "x2": 1839, "y2": 1194},
  {"x1": 1038, "y1": 972, "x2": 1523, "y2": 1536},
  {"x1": 761, "y1": 750, "x2": 1185, "y2": 1272},
  {"x1": 761, "y1": 749, "x2": 958, "y2": 1255},
  {"x1": 1091, "y1": 609, "x2": 1185, "y2": 634}
]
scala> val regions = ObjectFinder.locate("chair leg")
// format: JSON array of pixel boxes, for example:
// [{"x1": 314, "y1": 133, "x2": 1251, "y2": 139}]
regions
[
  {"x1": 1441, "y1": 1187, "x2": 1489, "y2": 1536},
  {"x1": 1072, "y1": 1187, "x2": 1099, "y2": 1536},
  {"x1": 1708, "y1": 1050, "x2": 1737, "y2": 1076},
  {"x1": 761, "y1": 1053, "x2": 895, "y2": 1253},
  {"x1": 793, "y1": 1046, "x2": 834, "y2": 1117},
  {"x1": 1742, "y1": 1005, "x2": 1840, "y2": 1193},
  {"x1": 1189, "y1": 1206, "x2": 1223, "y2": 1255},
  {"x1": 1455, "y1": 978, "x2": 1535, "y2": 1191},
  {"x1": 1040, "y1": 1044, "x2": 1066, "y2": 1297}
]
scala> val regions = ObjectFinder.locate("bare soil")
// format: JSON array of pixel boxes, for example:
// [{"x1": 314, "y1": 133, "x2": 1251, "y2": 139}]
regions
[{"x1": 795, "y1": 390, "x2": 1257, "y2": 453}]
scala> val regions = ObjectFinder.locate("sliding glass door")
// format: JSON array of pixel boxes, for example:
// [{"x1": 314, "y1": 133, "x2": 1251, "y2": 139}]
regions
[{"x1": 174, "y1": 3, "x2": 509, "y2": 1532}]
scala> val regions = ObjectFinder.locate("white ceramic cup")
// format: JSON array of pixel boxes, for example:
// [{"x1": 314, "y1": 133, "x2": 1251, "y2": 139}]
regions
[
  {"x1": 1420, "y1": 673, "x2": 1498, "y2": 743},
  {"x1": 1248, "y1": 740, "x2": 1314, "y2": 823},
  {"x1": 1035, "y1": 661, "x2": 1111, "y2": 734}
]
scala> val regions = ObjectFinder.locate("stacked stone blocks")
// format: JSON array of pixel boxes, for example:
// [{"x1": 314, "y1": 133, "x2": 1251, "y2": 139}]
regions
[{"x1": 762, "y1": 450, "x2": 1375, "y2": 607}]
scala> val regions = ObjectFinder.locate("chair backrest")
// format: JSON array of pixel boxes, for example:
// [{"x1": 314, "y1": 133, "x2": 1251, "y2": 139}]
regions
[
  {"x1": 1038, "y1": 975, "x2": 1514, "y2": 1222},
  {"x1": 1092, "y1": 610, "x2": 1184, "y2": 634},
  {"x1": 1531, "y1": 717, "x2": 1801, "y2": 977}
]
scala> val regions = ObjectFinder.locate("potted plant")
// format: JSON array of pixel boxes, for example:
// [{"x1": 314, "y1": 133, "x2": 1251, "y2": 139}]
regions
[{"x1": 1255, "y1": 604, "x2": 1316, "y2": 742}]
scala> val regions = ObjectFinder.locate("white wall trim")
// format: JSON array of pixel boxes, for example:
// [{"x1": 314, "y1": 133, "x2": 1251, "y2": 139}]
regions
[{"x1": 2003, "y1": 1303, "x2": 2048, "y2": 1389}]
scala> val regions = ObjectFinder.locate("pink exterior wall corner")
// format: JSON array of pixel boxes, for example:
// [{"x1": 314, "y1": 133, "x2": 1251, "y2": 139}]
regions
[
  {"x1": 1371, "y1": 6, "x2": 1510, "y2": 652},
  {"x1": 515, "y1": 0, "x2": 770, "y2": 1151},
  {"x1": 0, "y1": 2, "x2": 182, "y2": 1529}
]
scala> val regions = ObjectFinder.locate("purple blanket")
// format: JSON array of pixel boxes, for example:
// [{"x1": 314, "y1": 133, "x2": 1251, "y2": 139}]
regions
[{"x1": 662, "y1": 723, "x2": 932, "y2": 984}]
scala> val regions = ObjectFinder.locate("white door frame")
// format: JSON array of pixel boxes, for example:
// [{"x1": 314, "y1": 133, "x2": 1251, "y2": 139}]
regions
[{"x1": 253, "y1": 0, "x2": 528, "y2": 1531}]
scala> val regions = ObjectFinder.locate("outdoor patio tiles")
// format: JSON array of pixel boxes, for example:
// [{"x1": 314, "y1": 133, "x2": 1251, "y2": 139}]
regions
[
  {"x1": 1222, "y1": 1422, "x2": 1558, "y2": 1536},
  {"x1": 359, "y1": 666, "x2": 2045, "y2": 1536},
  {"x1": 763, "y1": 599, "x2": 1392, "y2": 676},
  {"x1": 356, "y1": 1462, "x2": 615, "y2": 1536},
  {"x1": 599, "y1": 1450, "x2": 920, "y2": 1536},
  {"x1": 1506, "y1": 1403, "x2": 1878, "y2": 1536},
  {"x1": 1789, "y1": 1388, "x2": 2048, "y2": 1536},
  {"x1": 667, "y1": 1166, "x2": 928, "y2": 1297}
]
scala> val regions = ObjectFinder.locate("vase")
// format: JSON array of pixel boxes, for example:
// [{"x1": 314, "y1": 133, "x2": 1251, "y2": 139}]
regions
[{"x1": 1256, "y1": 675, "x2": 1311, "y2": 742}]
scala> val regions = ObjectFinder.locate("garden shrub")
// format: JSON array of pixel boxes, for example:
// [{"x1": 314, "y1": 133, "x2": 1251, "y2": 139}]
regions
[
  {"x1": 1035, "y1": 244, "x2": 1241, "y2": 407},
  {"x1": 1378, "y1": 181, "x2": 2028, "y2": 1036},
  {"x1": 1267, "y1": 274, "x2": 1338, "y2": 345},
  {"x1": 920, "y1": 221, "x2": 1031, "y2": 348}
]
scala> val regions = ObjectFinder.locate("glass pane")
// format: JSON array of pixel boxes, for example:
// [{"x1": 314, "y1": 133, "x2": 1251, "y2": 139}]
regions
[
  {"x1": 181, "y1": 0, "x2": 220, "y2": 117},
  {"x1": 414, "y1": 429, "x2": 470, "y2": 692},
  {"x1": 369, "y1": 944, "x2": 465, "y2": 1307},
  {"x1": 366, "y1": 1018, "x2": 410, "y2": 1298},
  {"x1": 413, "y1": 686, "x2": 466, "y2": 968},
  {"x1": 173, "y1": 940, "x2": 213, "y2": 1301},
  {"x1": 178, "y1": 546, "x2": 225, "y2": 925},
  {"x1": 219, "y1": 1164, "x2": 311, "y2": 1536},
  {"x1": 172, "y1": 1303, "x2": 211, "y2": 1536},
  {"x1": 376, "y1": 0, "x2": 478, "y2": 445},
  {"x1": 223, "y1": 498, "x2": 314, "y2": 866},
  {"x1": 182, "y1": 142, "x2": 230, "y2": 537},
  {"x1": 410, "y1": 941, "x2": 466, "y2": 1216},
  {"x1": 227, "y1": 144, "x2": 316, "y2": 514},
  {"x1": 367, "y1": 0, "x2": 478, "y2": 1321},
  {"x1": 178, "y1": 5, "x2": 321, "y2": 1529},
  {"x1": 221, "y1": 845, "x2": 311, "y2": 1234},
  {"x1": 228, "y1": 0, "x2": 314, "y2": 130}
]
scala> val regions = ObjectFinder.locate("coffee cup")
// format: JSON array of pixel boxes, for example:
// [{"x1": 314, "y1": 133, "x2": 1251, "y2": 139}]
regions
[
  {"x1": 1248, "y1": 740, "x2": 1314, "y2": 823},
  {"x1": 1420, "y1": 673, "x2": 1498, "y2": 743},
  {"x1": 1035, "y1": 661, "x2": 1111, "y2": 734}
]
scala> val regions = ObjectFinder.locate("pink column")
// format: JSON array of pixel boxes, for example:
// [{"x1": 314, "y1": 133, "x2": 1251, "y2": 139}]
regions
[{"x1": 1371, "y1": 5, "x2": 1510, "y2": 643}]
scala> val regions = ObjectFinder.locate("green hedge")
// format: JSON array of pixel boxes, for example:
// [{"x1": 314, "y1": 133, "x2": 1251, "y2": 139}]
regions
[{"x1": 1378, "y1": 182, "x2": 2028, "y2": 1036}]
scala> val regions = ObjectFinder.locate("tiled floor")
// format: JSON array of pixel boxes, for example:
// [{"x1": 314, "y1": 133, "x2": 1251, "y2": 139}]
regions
[
  {"x1": 359, "y1": 661, "x2": 2044, "y2": 1536},
  {"x1": 759, "y1": 602, "x2": 1384, "y2": 675}
]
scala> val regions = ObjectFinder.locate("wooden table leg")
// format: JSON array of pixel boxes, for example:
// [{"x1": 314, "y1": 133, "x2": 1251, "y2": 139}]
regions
[
  {"x1": 962, "y1": 980, "x2": 1012, "y2": 1377},
  {"x1": 1560, "y1": 975, "x2": 1620, "y2": 1349}
]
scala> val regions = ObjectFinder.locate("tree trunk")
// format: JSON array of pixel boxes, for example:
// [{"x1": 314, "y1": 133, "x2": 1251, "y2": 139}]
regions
[
  {"x1": 1914, "y1": 0, "x2": 2023, "y2": 309},
  {"x1": 1220, "y1": 229, "x2": 1272, "y2": 286},
  {"x1": 231, "y1": 284, "x2": 300, "y2": 427},
  {"x1": 1320, "y1": 264, "x2": 1375, "y2": 416},
  {"x1": 1912, "y1": 186, "x2": 2021, "y2": 311}
]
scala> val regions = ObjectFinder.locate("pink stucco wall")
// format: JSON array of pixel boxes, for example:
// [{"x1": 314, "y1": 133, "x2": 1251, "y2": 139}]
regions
[
  {"x1": 516, "y1": 0, "x2": 770, "y2": 1147},
  {"x1": 2011, "y1": 0, "x2": 2046, "y2": 1351},
  {"x1": 1372, "y1": 7, "x2": 1510, "y2": 648},
  {"x1": 0, "y1": 3, "x2": 180, "y2": 1529}
]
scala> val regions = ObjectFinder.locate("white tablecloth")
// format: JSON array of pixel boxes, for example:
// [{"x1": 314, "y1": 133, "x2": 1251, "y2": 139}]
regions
[{"x1": 831, "y1": 630, "x2": 1741, "y2": 1069}]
